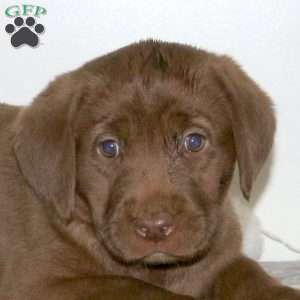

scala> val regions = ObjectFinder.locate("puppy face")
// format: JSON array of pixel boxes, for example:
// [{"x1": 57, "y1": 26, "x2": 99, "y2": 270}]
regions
[
  {"x1": 14, "y1": 41, "x2": 275, "y2": 267},
  {"x1": 76, "y1": 77, "x2": 235, "y2": 264}
]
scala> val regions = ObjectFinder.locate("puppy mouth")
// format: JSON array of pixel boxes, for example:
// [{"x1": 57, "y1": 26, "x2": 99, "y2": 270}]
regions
[
  {"x1": 141, "y1": 252, "x2": 180, "y2": 265},
  {"x1": 129, "y1": 247, "x2": 208, "y2": 266},
  {"x1": 136, "y1": 249, "x2": 209, "y2": 267},
  {"x1": 101, "y1": 234, "x2": 202, "y2": 266}
]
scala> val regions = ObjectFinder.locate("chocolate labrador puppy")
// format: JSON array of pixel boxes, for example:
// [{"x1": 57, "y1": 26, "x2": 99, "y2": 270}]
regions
[{"x1": 0, "y1": 40, "x2": 299, "y2": 300}]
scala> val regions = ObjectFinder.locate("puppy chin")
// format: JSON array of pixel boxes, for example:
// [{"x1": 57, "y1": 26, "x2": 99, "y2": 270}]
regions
[{"x1": 142, "y1": 252, "x2": 179, "y2": 265}]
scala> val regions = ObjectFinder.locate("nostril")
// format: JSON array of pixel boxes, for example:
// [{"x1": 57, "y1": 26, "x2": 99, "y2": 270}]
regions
[
  {"x1": 135, "y1": 225, "x2": 149, "y2": 238},
  {"x1": 161, "y1": 224, "x2": 174, "y2": 236}
]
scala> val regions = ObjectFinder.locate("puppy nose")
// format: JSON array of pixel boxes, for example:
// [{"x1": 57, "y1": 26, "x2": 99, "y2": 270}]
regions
[{"x1": 134, "y1": 213, "x2": 174, "y2": 241}]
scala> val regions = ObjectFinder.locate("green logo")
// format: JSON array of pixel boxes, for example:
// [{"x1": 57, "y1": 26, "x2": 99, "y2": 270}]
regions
[{"x1": 5, "y1": 4, "x2": 47, "y2": 18}]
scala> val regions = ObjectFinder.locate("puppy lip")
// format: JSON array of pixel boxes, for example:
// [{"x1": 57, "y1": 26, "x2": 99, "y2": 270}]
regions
[{"x1": 141, "y1": 251, "x2": 181, "y2": 265}]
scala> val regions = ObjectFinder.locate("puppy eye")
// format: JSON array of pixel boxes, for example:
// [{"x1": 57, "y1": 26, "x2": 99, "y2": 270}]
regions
[
  {"x1": 98, "y1": 139, "x2": 120, "y2": 158},
  {"x1": 184, "y1": 133, "x2": 206, "y2": 152}
]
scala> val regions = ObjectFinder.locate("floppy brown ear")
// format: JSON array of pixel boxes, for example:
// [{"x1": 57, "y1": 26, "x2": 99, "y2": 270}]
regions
[
  {"x1": 213, "y1": 56, "x2": 276, "y2": 200},
  {"x1": 14, "y1": 75, "x2": 80, "y2": 222}
]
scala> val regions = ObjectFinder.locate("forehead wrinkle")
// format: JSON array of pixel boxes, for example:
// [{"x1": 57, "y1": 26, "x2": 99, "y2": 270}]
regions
[
  {"x1": 81, "y1": 72, "x2": 229, "y2": 142},
  {"x1": 101, "y1": 84, "x2": 192, "y2": 143}
]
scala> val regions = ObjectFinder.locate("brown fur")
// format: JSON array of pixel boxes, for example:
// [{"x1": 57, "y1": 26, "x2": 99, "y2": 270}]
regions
[{"x1": 0, "y1": 40, "x2": 298, "y2": 300}]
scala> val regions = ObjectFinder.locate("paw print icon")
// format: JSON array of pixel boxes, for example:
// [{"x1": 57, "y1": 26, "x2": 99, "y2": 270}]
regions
[{"x1": 5, "y1": 16, "x2": 45, "y2": 47}]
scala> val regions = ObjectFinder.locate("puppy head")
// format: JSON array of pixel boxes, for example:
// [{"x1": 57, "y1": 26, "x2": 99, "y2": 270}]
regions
[{"x1": 14, "y1": 41, "x2": 275, "y2": 266}]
